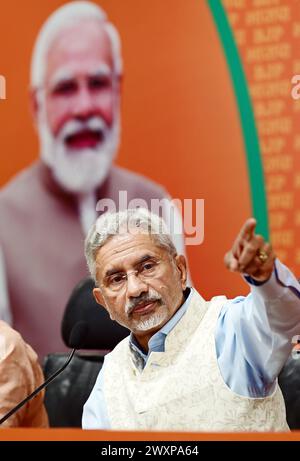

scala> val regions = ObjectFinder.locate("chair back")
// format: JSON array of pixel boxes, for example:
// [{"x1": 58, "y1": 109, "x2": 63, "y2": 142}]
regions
[{"x1": 44, "y1": 277, "x2": 129, "y2": 427}]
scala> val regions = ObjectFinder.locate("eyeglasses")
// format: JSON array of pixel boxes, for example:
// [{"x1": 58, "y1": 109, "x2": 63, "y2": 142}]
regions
[{"x1": 101, "y1": 259, "x2": 164, "y2": 294}]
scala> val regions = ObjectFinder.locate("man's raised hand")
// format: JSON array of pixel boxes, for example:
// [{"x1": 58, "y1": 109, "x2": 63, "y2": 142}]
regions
[{"x1": 224, "y1": 218, "x2": 275, "y2": 282}]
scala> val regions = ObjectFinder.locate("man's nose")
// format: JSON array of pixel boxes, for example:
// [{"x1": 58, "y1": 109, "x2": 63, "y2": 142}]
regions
[
  {"x1": 72, "y1": 86, "x2": 95, "y2": 120},
  {"x1": 126, "y1": 272, "x2": 148, "y2": 299}
]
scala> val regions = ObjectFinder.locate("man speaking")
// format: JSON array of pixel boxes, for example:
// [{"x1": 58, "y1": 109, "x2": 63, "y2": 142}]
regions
[{"x1": 82, "y1": 209, "x2": 300, "y2": 431}]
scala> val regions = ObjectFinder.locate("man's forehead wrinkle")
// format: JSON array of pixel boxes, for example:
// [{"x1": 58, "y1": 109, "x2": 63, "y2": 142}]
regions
[
  {"x1": 96, "y1": 234, "x2": 161, "y2": 268},
  {"x1": 100, "y1": 241, "x2": 153, "y2": 260},
  {"x1": 45, "y1": 21, "x2": 113, "y2": 81},
  {"x1": 113, "y1": 242, "x2": 146, "y2": 254},
  {"x1": 104, "y1": 254, "x2": 154, "y2": 278},
  {"x1": 47, "y1": 20, "x2": 111, "y2": 57},
  {"x1": 48, "y1": 63, "x2": 111, "y2": 89}
]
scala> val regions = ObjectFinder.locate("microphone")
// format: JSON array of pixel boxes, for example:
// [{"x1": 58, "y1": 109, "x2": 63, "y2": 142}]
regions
[{"x1": 0, "y1": 322, "x2": 87, "y2": 426}]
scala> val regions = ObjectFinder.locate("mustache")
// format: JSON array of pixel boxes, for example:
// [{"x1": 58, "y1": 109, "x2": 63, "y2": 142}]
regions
[
  {"x1": 125, "y1": 291, "x2": 162, "y2": 316},
  {"x1": 58, "y1": 116, "x2": 109, "y2": 142}
]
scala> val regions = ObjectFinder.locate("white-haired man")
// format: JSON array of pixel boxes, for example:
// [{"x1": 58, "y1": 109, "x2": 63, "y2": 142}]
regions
[
  {"x1": 82, "y1": 208, "x2": 300, "y2": 431},
  {"x1": 0, "y1": 2, "x2": 185, "y2": 359}
]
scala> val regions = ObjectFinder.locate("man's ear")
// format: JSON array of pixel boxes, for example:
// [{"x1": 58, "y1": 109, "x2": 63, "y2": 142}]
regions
[
  {"x1": 29, "y1": 88, "x2": 39, "y2": 126},
  {"x1": 93, "y1": 287, "x2": 106, "y2": 307},
  {"x1": 117, "y1": 73, "x2": 123, "y2": 90},
  {"x1": 175, "y1": 254, "x2": 187, "y2": 290},
  {"x1": 113, "y1": 73, "x2": 123, "y2": 106},
  {"x1": 93, "y1": 287, "x2": 116, "y2": 321}
]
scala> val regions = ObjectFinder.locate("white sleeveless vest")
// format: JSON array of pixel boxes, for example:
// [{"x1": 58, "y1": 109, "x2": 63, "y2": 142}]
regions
[{"x1": 103, "y1": 290, "x2": 288, "y2": 431}]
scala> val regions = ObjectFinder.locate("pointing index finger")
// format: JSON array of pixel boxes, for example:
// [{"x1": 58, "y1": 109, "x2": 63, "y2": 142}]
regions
[{"x1": 238, "y1": 218, "x2": 257, "y2": 242}]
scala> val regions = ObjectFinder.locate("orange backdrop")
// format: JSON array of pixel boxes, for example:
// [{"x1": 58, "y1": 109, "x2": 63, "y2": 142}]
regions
[{"x1": 0, "y1": 0, "x2": 253, "y2": 299}]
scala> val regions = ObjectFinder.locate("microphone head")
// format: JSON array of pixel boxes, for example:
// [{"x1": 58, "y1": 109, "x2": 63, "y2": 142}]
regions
[{"x1": 68, "y1": 321, "x2": 88, "y2": 349}]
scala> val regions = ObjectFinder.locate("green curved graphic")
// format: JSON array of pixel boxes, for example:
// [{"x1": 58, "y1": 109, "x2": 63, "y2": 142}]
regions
[{"x1": 207, "y1": 0, "x2": 269, "y2": 240}]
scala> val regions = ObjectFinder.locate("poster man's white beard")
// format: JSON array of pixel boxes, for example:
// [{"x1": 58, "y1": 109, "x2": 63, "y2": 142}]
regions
[
  {"x1": 38, "y1": 115, "x2": 120, "y2": 194},
  {"x1": 51, "y1": 147, "x2": 114, "y2": 194}
]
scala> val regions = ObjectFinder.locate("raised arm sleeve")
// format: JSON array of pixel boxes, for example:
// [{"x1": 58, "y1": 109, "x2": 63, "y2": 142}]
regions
[{"x1": 216, "y1": 259, "x2": 300, "y2": 397}]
